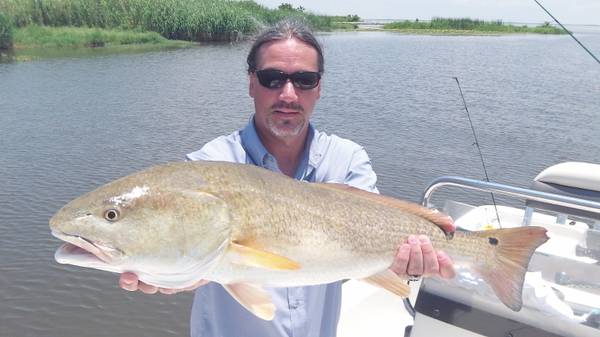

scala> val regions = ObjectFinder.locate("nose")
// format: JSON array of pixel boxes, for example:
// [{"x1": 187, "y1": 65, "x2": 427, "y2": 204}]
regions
[{"x1": 278, "y1": 80, "x2": 298, "y2": 103}]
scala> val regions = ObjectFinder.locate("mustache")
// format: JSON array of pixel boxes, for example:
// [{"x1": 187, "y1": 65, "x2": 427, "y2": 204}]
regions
[{"x1": 271, "y1": 101, "x2": 304, "y2": 112}]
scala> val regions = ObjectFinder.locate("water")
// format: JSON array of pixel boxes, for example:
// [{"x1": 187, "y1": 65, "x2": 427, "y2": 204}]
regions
[{"x1": 1, "y1": 30, "x2": 599, "y2": 337}]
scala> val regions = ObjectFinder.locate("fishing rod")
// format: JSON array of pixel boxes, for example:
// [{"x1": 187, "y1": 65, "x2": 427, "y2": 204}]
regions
[
  {"x1": 533, "y1": 0, "x2": 600, "y2": 65},
  {"x1": 401, "y1": 78, "x2": 504, "y2": 318},
  {"x1": 453, "y1": 77, "x2": 502, "y2": 228}
]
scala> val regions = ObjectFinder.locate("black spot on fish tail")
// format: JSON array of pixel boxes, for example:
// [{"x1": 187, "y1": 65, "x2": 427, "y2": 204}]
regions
[{"x1": 488, "y1": 237, "x2": 499, "y2": 246}]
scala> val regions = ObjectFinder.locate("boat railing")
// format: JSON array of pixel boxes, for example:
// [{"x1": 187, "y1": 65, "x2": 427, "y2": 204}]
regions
[{"x1": 420, "y1": 176, "x2": 600, "y2": 216}]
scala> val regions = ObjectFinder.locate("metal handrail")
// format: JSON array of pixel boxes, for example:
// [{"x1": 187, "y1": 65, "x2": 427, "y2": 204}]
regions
[{"x1": 420, "y1": 176, "x2": 600, "y2": 214}]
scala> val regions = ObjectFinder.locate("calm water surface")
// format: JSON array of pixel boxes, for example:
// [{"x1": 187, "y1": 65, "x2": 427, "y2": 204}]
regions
[{"x1": 1, "y1": 30, "x2": 599, "y2": 337}]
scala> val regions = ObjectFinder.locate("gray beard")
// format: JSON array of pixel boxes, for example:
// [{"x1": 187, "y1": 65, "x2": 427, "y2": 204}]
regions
[{"x1": 267, "y1": 117, "x2": 305, "y2": 138}]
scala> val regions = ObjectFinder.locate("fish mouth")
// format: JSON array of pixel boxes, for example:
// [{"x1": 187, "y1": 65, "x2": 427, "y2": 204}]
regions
[{"x1": 52, "y1": 231, "x2": 124, "y2": 265}]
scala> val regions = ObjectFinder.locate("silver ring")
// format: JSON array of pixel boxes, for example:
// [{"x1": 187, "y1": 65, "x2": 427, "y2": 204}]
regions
[{"x1": 407, "y1": 274, "x2": 421, "y2": 282}]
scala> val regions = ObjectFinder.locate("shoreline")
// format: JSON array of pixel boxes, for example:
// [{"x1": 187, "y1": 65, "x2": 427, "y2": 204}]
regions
[
  {"x1": 2, "y1": 25, "x2": 197, "y2": 62},
  {"x1": 2, "y1": 24, "x2": 566, "y2": 63},
  {"x1": 340, "y1": 27, "x2": 543, "y2": 36},
  {"x1": 3, "y1": 41, "x2": 196, "y2": 62}
]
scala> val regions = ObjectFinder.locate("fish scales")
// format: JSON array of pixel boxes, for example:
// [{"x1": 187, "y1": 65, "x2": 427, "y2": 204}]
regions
[
  {"x1": 191, "y1": 165, "x2": 398, "y2": 283},
  {"x1": 199, "y1": 162, "x2": 441, "y2": 253},
  {"x1": 189, "y1": 163, "x2": 487, "y2": 285}
]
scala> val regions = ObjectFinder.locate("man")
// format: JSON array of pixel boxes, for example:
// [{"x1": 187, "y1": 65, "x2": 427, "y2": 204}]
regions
[{"x1": 120, "y1": 18, "x2": 455, "y2": 337}]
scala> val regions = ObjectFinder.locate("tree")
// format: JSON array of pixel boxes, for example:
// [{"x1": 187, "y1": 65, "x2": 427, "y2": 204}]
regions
[{"x1": 278, "y1": 3, "x2": 295, "y2": 11}]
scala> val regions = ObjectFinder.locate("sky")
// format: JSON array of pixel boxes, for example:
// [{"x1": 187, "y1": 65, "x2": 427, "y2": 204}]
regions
[{"x1": 255, "y1": 0, "x2": 600, "y2": 25}]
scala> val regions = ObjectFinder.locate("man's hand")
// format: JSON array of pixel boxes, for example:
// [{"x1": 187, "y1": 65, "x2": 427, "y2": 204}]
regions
[
  {"x1": 119, "y1": 272, "x2": 208, "y2": 294},
  {"x1": 389, "y1": 217, "x2": 456, "y2": 279}
]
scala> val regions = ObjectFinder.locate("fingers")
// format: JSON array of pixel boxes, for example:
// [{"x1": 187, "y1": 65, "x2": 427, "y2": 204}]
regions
[
  {"x1": 439, "y1": 216, "x2": 456, "y2": 234},
  {"x1": 159, "y1": 288, "x2": 179, "y2": 295},
  {"x1": 390, "y1": 243, "x2": 410, "y2": 275},
  {"x1": 119, "y1": 272, "x2": 208, "y2": 295},
  {"x1": 138, "y1": 282, "x2": 159, "y2": 294},
  {"x1": 120, "y1": 272, "x2": 158, "y2": 294},
  {"x1": 419, "y1": 235, "x2": 439, "y2": 276},
  {"x1": 406, "y1": 235, "x2": 423, "y2": 276},
  {"x1": 119, "y1": 272, "x2": 139, "y2": 291},
  {"x1": 390, "y1": 235, "x2": 455, "y2": 280},
  {"x1": 437, "y1": 251, "x2": 456, "y2": 279}
]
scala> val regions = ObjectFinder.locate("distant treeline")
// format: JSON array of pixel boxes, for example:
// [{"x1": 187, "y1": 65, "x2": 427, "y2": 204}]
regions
[
  {"x1": 0, "y1": 0, "x2": 354, "y2": 44},
  {"x1": 384, "y1": 17, "x2": 565, "y2": 34}
]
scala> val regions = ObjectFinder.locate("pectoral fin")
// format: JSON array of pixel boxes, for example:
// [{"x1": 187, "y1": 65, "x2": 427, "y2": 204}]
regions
[
  {"x1": 227, "y1": 241, "x2": 301, "y2": 270},
  {"x1": 224, "y1": 283, "x2": 275, "y2": 320},
  {"x1": 362, "y1": 269, "x2": 411, "y2": 298}
]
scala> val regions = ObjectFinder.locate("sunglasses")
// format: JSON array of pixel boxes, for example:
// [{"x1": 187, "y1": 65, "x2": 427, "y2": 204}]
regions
[{"x1": 255, "y1": 69, "x2": 321, "y2": 90}]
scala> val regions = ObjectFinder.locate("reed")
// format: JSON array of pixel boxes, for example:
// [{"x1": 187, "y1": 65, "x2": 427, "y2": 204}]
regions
[
  {"x1": 0, "y1": 11, "x2": 14, "y2": 49},
  {"x1": 0, "y1": 0, "x2": 339, "y2": 42},
  {"x1": 384, "y1": 17, "x2": 565, "y2": 34}
]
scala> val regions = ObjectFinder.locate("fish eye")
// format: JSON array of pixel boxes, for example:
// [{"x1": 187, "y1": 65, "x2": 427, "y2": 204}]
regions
[{"x1": 104, "y1": 209, "x2": 120, "y2": 222}]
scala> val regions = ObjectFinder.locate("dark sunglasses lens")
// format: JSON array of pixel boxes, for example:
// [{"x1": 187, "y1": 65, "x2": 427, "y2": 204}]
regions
[
  {"x1": 291, "y1": 72, "x2": 320, "y2": 89},
  {"x1": 256, "y1": 70, "x2": 286, "y2": 88},
  {"x1": 256, "y1": 70, "x2": 320, "y2": 89}
]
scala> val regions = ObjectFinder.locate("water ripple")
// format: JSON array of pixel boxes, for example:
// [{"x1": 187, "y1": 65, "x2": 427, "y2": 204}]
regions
[{"x1": 1, "y1": 32, "x2": 599, "y2": 337}]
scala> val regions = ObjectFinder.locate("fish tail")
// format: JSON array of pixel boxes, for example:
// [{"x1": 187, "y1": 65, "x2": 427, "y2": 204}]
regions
[{"x1": 470, "y1": 226, "x2": 548, "y2": 311}]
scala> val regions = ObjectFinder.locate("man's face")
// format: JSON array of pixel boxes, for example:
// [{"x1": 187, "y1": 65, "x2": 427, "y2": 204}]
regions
[{"x1": 249, "y1": 38, "x2": 321, "y2": 140}]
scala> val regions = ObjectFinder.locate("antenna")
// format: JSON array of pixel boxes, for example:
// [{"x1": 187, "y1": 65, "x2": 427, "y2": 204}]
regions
[{"x1": 453, "y1": 77, "x2": 502, "y2": 228}]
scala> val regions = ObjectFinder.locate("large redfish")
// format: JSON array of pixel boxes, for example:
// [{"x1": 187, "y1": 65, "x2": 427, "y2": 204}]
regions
[{"x1": 50, "y1": 161, "x2": 549, "y2": 320}]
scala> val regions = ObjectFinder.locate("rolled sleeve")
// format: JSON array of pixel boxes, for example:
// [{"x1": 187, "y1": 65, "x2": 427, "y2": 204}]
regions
[{"x1": 344, "y1": 147, "x2": 379, "y2": 193}]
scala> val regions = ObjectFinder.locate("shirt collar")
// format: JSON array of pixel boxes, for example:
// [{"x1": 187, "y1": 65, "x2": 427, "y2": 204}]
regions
[
  {"x1": 240, "y1": 115, "x2": 323, "y2": 179},
  {"x1": 240, "y1": 116, "x2": 270, "y2": 167}
]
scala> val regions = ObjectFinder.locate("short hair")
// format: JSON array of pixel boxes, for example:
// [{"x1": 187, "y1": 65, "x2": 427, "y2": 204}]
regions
[{"x1": 246, "y1": 18, "x2": 324, "y2": 74}]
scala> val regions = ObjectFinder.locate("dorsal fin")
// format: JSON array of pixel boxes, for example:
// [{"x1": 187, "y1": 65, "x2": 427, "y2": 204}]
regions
[{"x1": 315, "y1": 183, "x2": 454, "y2": 234}]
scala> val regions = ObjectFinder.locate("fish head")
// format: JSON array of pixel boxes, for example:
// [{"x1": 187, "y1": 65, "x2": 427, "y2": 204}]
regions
[{"x1": 49, "y1": 163, "x2": 232, "y2": 284}]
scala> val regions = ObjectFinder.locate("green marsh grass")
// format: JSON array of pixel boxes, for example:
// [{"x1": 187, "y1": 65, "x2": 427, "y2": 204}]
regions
[
  {"x1": 383, "y1": 17, "x2": 565, "y2": 34},
  {"x1": 0, "y1": 0, "x2": 340, "y2": 43},
  {"x1": 14, "y1": 25, "x2": 184, "y2": 48}
]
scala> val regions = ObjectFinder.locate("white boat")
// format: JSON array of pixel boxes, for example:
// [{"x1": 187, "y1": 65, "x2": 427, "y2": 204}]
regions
[{"x1": 339, "y1": 162, "x2": 600, "y2": 337}]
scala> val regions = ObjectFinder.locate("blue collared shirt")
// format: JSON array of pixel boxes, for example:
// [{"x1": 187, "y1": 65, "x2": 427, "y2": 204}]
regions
[{"x1": 186, "y1": 116, "x2": 378, "y2": 337}]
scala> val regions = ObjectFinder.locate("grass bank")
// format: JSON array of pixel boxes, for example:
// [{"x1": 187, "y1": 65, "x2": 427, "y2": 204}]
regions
[
  {"x1": 0, "y1": 0, "x2": 342, "y2": 43},
  {"x1": 0, "y1": 0, "x2": 351, "y2": 61},
  {"x1": 383, "y1": 18, "x2": 565, "y2": 34},
  {"x1": 1, "y1": 25, "x2": 193, "y2": 61},
  {"x1": 13, "y1": 25, "x2": 191, "y2": 48}
]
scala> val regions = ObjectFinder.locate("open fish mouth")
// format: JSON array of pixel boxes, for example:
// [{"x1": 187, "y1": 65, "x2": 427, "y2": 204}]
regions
[{"x1": 52, "y1": 231, "x2": 124, "y2": 265}]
